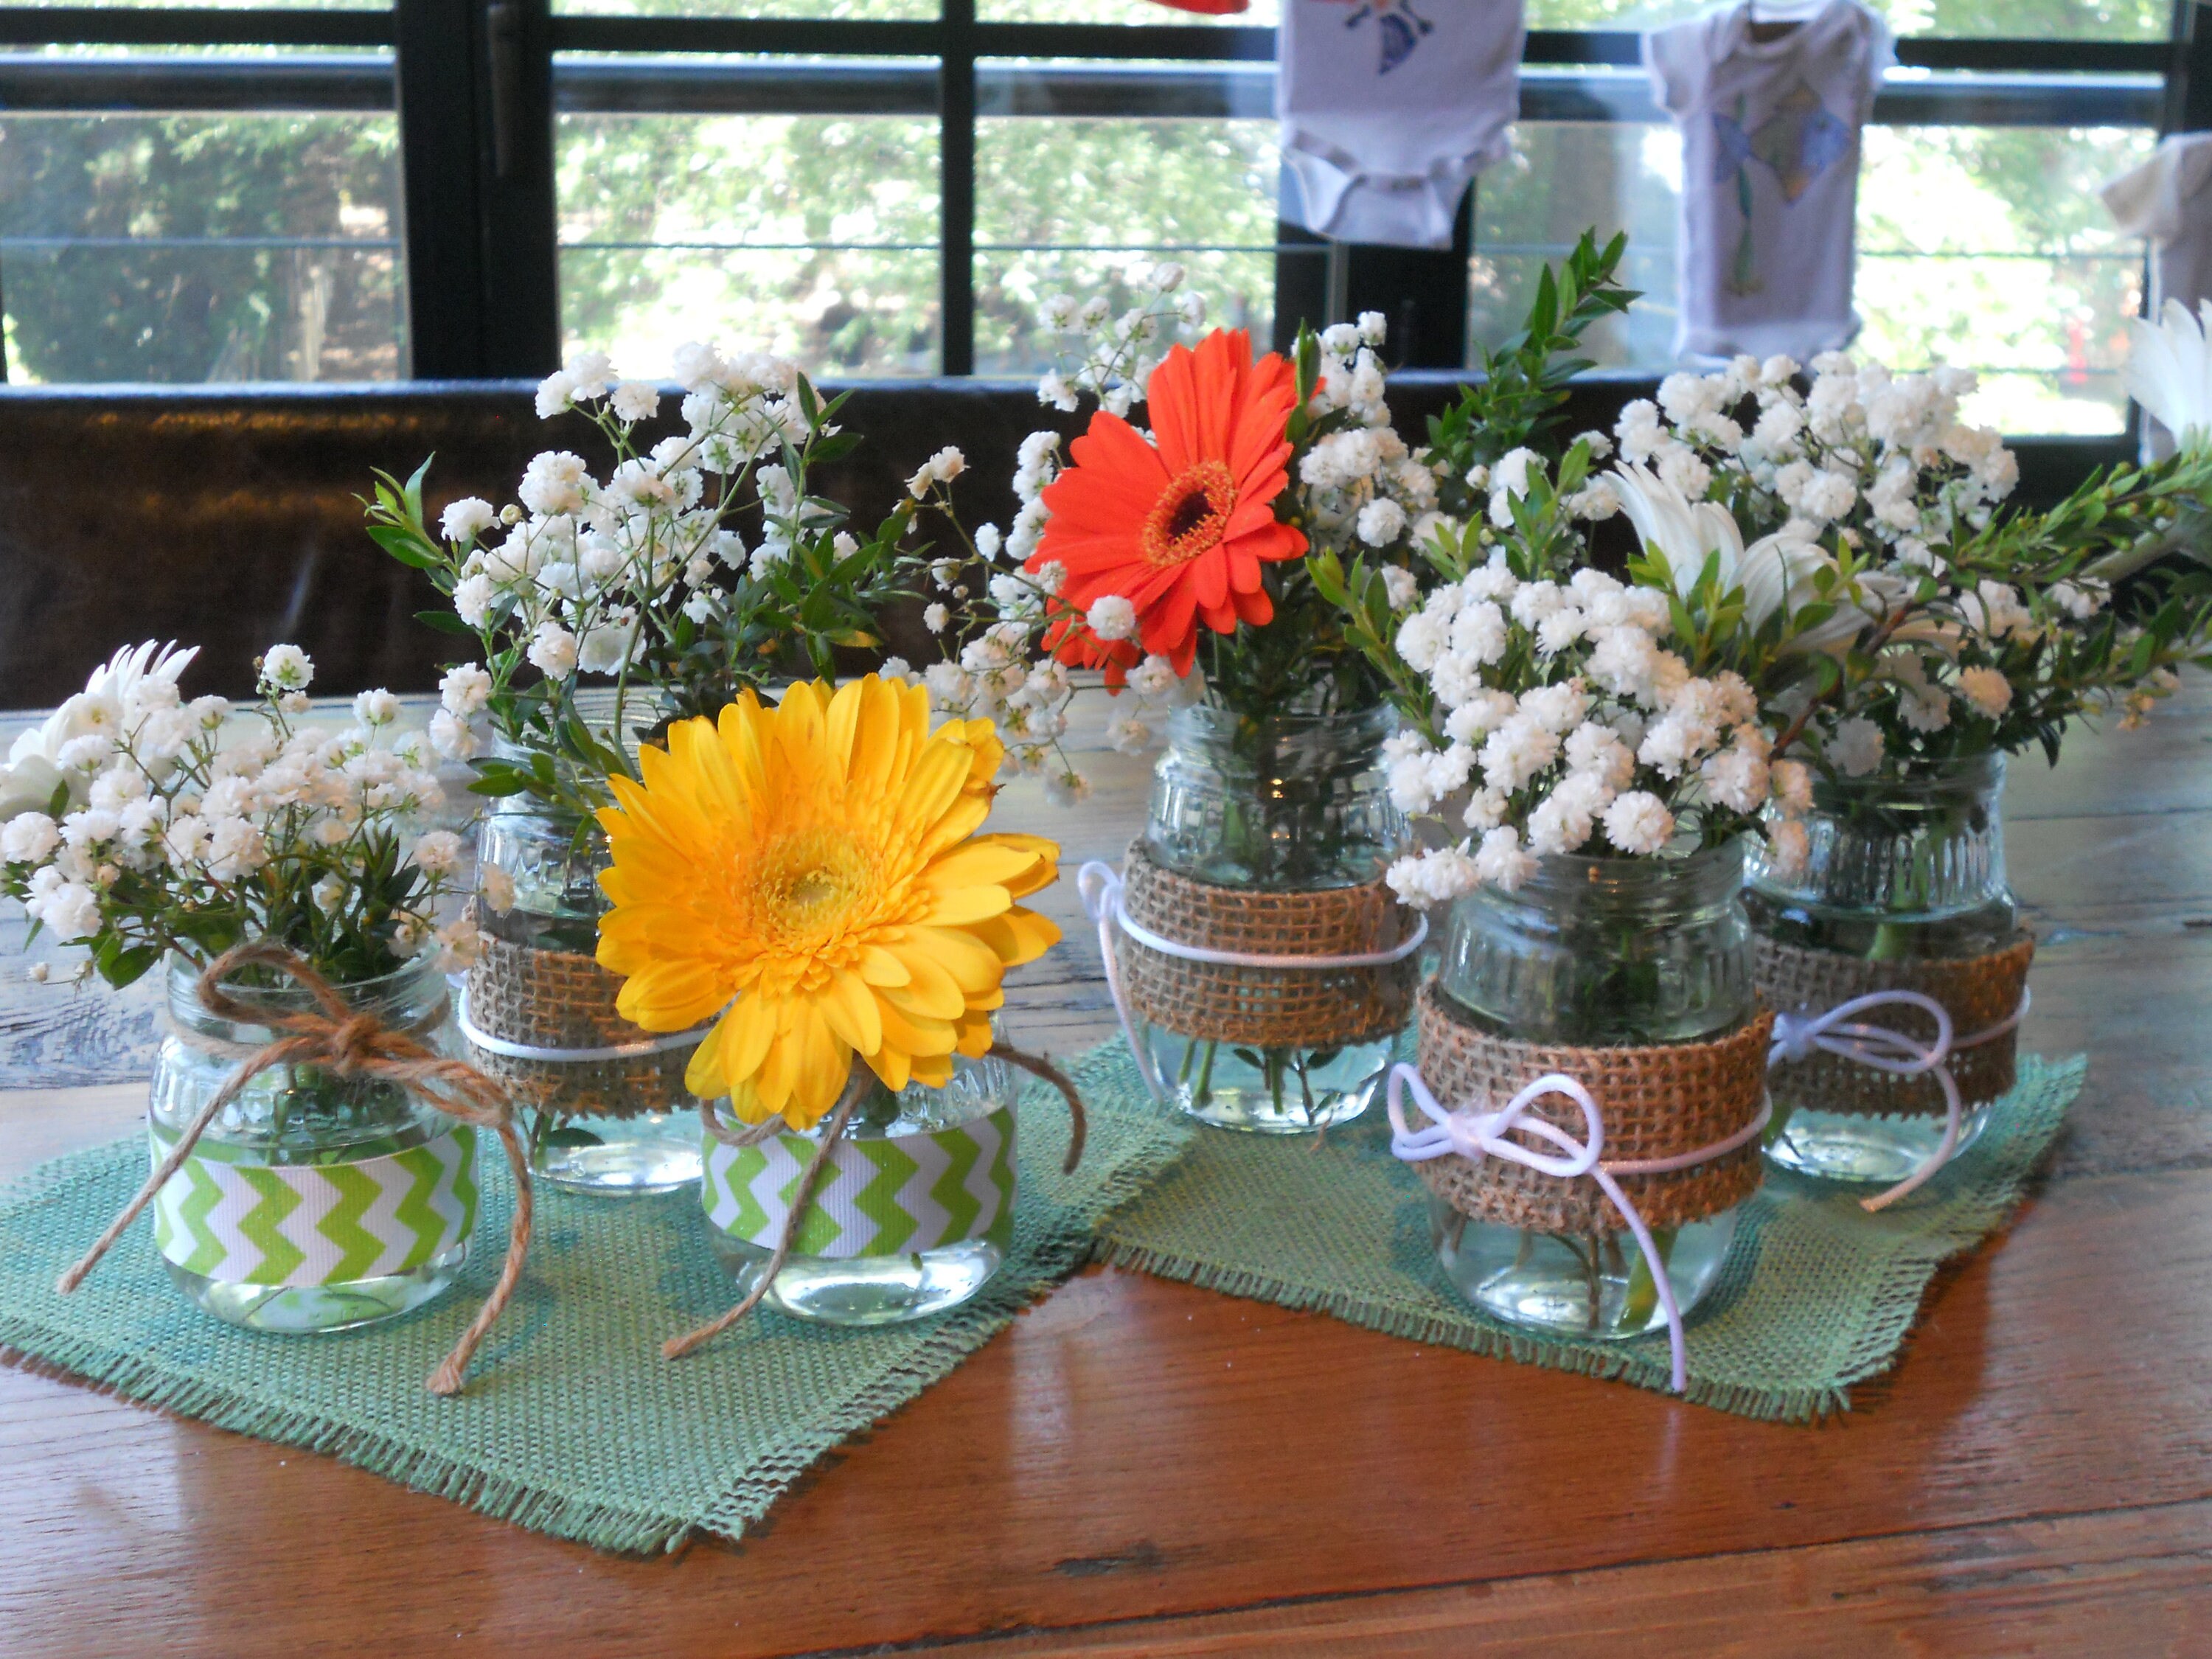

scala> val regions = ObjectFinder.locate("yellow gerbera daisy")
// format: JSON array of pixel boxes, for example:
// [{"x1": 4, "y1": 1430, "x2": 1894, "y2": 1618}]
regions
[{"x1": 594, "y1": 675, "x2": 1062, "y2": 1130}]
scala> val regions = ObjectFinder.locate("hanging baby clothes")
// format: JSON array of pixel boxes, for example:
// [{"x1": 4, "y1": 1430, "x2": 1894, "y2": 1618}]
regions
[
  {"x1": 1278, "y1": 0, "x2": 1527, "y2": 251},
  {"x1": 2101, "y1": 133, "x2": 2212, "y2": 456},
  {"x1": 1645, "y1": 0, "x2": 1892, "y2": 361},
  {"x1": 2102, "y1": 133, "x2": 2212, "y2": 319}
]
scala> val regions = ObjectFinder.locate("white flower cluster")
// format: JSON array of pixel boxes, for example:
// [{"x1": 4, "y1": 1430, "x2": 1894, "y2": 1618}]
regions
[
  {"x1": 1603, "y1": 352, "x2": 2130, "y2": 773},
  {"x1": 1619, "y1": 352, "x2": 2017, "y2": 564},
  {"x1": 1034, "y1": 262, "x2": 1208, "y2": 419},
  {"x1": 429, "y1": 343, "x2": 820, "y2": 762},
  {"x1": 0, "y1": 644, "x2": 473, "y2": 973},
  {"x1": 1381, "y1": 543, "x2": 1813, "y2": 907},
  {"x1": 1297, "y1": 313, "x2": 1449, "y2": 554},
  {"x1": 906, "y1": 507, "x2": 1183, "y2": 799}
]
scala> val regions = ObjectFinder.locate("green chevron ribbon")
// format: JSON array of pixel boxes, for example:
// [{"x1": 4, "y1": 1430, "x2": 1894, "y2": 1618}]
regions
[
  {"x1": 148, "y1": 1123, "x2": 479, "y2": 1287},
  {"x1": 702, "y1": 1107, "x2": 1016, "y2": 1259}
]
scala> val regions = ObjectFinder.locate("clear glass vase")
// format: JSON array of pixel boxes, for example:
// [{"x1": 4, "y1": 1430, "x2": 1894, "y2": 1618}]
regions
[
  {"x1": 1745, "y1": 751, "x2": 2019, "y2": 1186},
  {"x1": 1426, "y1": 845, "x2": 1756, "y2": 1338},
  {"x1": 703, "y1": 1057, "x2": 1017, "y2": 1325},
  {"x1": 1130, "y1": 700, "x2": 1408, "y2": 1134},
  {"x1": 147, "y1": 953, "x2": 474, "y2": 1333},
  {"x1": 470, "y1": 799, "x2": 703, "y2": 1194}
]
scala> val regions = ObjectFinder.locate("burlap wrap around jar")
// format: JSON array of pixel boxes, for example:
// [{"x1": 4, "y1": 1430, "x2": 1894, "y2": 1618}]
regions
[
  {"x1": 1113, "y1": 838, "x2": 1417, "y2": 1051},
  {"x1": 463, "y1": 924, "x2": 698, "y2": 1120},
  {"x1": 1412, "y1": 981, "x2": 1773, "y2": 1235},
  {"x1": 1757, "y1": 931, "x2": 2034, "y2": 1119}
]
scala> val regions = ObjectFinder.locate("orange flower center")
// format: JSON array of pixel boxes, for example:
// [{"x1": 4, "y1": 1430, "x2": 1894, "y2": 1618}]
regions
[{"x1": 1140, "y1": 459, "x2": 1236, "y2": 568}]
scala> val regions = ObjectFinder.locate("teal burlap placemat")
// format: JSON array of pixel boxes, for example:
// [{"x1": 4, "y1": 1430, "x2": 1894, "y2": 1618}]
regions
[
  {"x1": 0, "y1": 1059, "x2": 1189, "y2": 1554},
  {"x1": 1090, "y1": 1044, "x2": 2085, "y2": 1422}
]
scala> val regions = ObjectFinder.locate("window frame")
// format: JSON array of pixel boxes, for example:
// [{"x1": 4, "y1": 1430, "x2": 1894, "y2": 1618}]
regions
[{"x1": 1, "y1": 1, "x2": 2208, "y2": 393}]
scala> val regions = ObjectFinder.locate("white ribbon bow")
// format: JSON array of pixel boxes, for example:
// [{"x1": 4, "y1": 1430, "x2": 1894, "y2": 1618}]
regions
[
  {"x1": 1388, "y1": 1063, "x2": 1717, "y2": 1394},
  {"x1": 1079, "y1": 858, "x2": 1428, "y2": 1103},
  {"x1": 1768, "y1": 988, "x2": 2026, "y2": 1212}
]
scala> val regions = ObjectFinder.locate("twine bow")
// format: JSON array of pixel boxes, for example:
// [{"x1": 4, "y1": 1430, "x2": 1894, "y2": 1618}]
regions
[
  {"x1": 1078, "y1": 858, "x2": 1428, "y2": 1103},
  {"x1": 662, "y1": 1040, "x2": 1087, "y2": 1360},
  {"x1": 56, "y1": 941, "x2": 535, "y2": 1397},
  {"x1": 1768, "y1": 988, "x2": 2027, "y2": 1213}
]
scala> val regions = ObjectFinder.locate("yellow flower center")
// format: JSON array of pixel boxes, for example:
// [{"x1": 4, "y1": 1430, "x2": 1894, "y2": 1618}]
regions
[{"x1": 753, "y1": 826, "x2": 872, "y2": 943}]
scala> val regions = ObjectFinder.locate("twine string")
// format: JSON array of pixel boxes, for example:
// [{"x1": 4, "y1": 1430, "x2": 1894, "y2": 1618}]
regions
[
  {"x1": 57, "y1": 941, "x2": 533, "y2": 1397},
  {"x1": 1387, "y1": 1063, "x2": 1775, "y2": 1394},
  {"x1": 1077, "y1": 858, "x2": 1427, "y2": 1104},
  {"x1": 667, "y1": 1039, "x2": 1086, "y2": 1360},
  {"x1": 664, "y1": 1068, "x2": 870, "y2": 1361},
  {"x1": 1769, "y1": 987, "x2": 2029, "y2": 1213}
]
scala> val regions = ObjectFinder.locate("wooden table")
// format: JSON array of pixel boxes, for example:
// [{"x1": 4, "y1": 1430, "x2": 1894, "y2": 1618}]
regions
[{"x1": 6, "y1": 686, "x2": 2212, "y2": 1657}]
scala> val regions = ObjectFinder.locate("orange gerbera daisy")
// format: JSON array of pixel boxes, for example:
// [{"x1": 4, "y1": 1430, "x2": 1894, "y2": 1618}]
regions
[{"x1": 1030, "y1": 328, "x2": 1307, "y2": 674}]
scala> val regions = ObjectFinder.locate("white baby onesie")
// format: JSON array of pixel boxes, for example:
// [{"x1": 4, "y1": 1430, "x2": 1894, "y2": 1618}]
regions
[
  {"x1": 2103, "y1": 133, "x2": 2212, "y2": 319},
  {"x1": 1645, "y1": 0, "x2": 1893, "y2": 362},
  {"x1": 1278, "y1": 0, "x2": 1527, "y2": 251},
  {"x1": 2101, "y1": 133, "x2": 2212, "y2": 456}
]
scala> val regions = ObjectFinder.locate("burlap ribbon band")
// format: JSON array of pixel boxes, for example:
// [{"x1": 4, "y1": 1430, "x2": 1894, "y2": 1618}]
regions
[
  {"x1": 1111, "y1": 839, "x2": 1418, "y2": 1052},
  {"x1": 462, "y1": 917, "x2": 700, "y2": 1119},
  {"x1": 1756, "y1": 931, "x2": 2034, "y2": 1120},
  {"x1": 1411, "y1": 981, "x2": 1773, "y2": 1236}
]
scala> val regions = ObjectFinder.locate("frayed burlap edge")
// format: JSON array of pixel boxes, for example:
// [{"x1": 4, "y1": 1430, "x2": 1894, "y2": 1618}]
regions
[
  {"x1": 1757, "y1": 932, "x2": 2034, "y2": 1119},
  {"x1": 1411, "y1": 981, "x2": 1772, "y2": 1235},
  {"x1": 1115, "y1": 840, "x2": 1416, "y2": 1051},
  {"x1": 464, "y1": 928, "x2": 696, "y2": 1121}
]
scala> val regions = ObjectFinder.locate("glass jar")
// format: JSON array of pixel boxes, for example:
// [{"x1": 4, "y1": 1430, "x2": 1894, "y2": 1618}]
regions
[
  {"x1": 1130, "y1": 700, "x2": 1408, "y2": 1134},
  {"x1": 1745, "y1": 750, "x2": 2018, "y2": 1185},
  {"x1": 469, "y1": 798, "x2": 703, "y2": 1194},
  {"x1": 1426, "y1": 844, "x2": 1755, "y2": 1337},
  {"x1": 148, "y1": 953, "x2": 473, "y2": 1333},
  {"x1": 703, "y1": 1056, "x2": 1017, "y2": 1325}
]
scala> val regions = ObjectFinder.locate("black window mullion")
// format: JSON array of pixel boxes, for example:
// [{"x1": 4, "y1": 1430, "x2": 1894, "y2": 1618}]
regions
[
  {"x1": 394, "y1": 0, "x2": 487, "y2": 378},
  {"x1": 480, "y1": 0, "x2": 560, "y2": 378},
  {"x1": 393, "y1": 0, "x2": 557, "y2": 379},
  {"x1": 2166, "y1": 0, "x2": 2212, "y2": 132},
  {"x1": 941, "y1": 0, "x2": 976, "y2": 378}
]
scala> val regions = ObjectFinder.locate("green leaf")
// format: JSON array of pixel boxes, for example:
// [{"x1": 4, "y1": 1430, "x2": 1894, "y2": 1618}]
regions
[
  {"x1": 414, "y1": 608, "x2": 474, "y2": 636},
  {"x1": 366, "y1": 524, "x2": 444, "y2": 570}
]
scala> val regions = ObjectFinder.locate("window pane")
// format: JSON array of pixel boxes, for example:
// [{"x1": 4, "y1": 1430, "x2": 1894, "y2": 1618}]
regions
[
  {"x1": 0, "y1": 58, "x2": 403, "y2": 384},
  {"x1": 1472, "y1": 119, "x2": 2153, "y2": 434},
  {"x1": 1470, "y1": 122, "x2": 1682, "y2": 375},
  {"x1": 1525, "y1": 0, "x2": 2168, "y2": 37},
  {"x1": 982, "y1": 0, "x2": 1279, "y2": 22},
  {"x1": 976, "y1": 75, "x2": 1277, "y2": 374},
  {"x1": 556, "y1": 76, "x2": 940, "y2": 375},
  {"x1": 556, "y1": 1, "x2": 939, "y2": 18},
  {"x1": 4, "y1": 2, "x2": 389, "y2": 9},
  {"x1": 1858, "y1": 125, "x2": 2152, "y2": 434}
]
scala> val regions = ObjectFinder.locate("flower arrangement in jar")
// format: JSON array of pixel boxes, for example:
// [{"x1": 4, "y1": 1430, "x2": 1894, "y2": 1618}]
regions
[
  {"x1": 0, "y1": 644, "x2": 500, "y2": 1338},
  {"x1": 1323, "y1": 389, "x2": 1864, "y2": 1359},
  {"x1": 908, "y1": 240, "x2": 1637, "y2": 1135},
  {"x1": 1616, "y1": 344, "x2": 2212, "y2": 1200},
  {"x1": 588, "y1": 675, "x2": 1074, "y2": 1341},
  {"x1": 365, "y1": 345, "x2": 925, "y2": 1192}
]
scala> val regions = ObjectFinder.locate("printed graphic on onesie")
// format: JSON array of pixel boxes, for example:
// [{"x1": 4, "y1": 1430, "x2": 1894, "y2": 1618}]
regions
[
  {"x1": 1278, "y1": 0, "x2": 1526, "y2": 250},
  {"x1": 1646, "y1": 0, "x2": 1891, "y2": 362}
]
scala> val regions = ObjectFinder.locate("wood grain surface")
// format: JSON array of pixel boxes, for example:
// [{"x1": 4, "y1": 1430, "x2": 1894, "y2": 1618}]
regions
[{"x1": 3, "y1": 686, "x2": 2210, "y2": 1658}]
